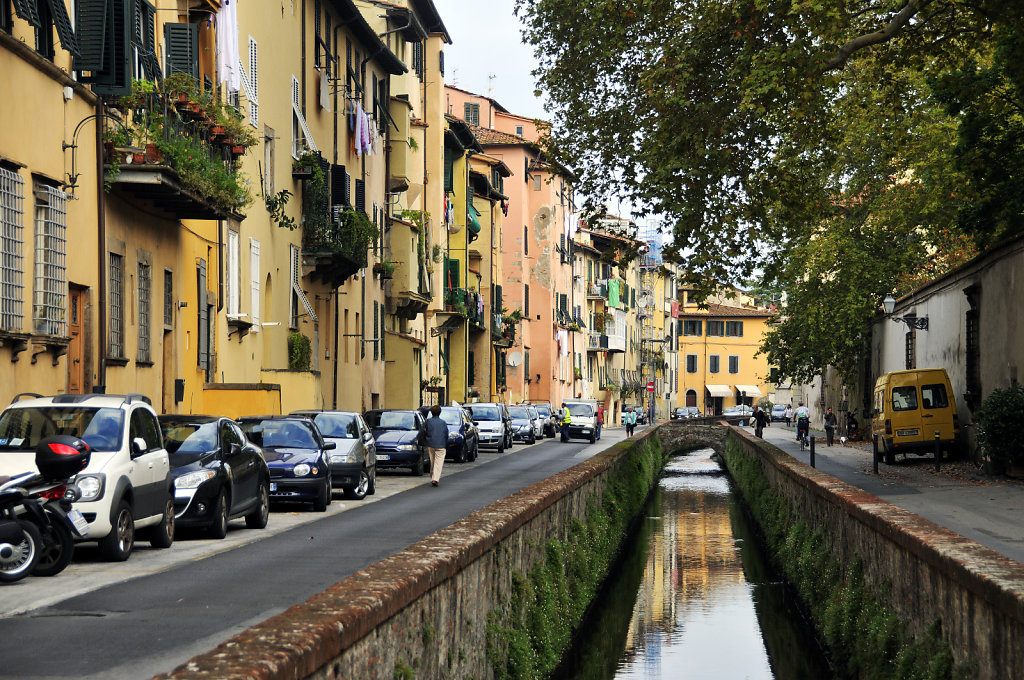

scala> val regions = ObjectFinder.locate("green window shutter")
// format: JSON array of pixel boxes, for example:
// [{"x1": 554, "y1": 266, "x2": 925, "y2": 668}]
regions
[
  {"x1": 443, "y1": 149, "x2": 454, "y2": 193},
  {"x1": 74, "y1": 0, "x2": 108, "y2": 71},
  {"x1": 467, "y1": 350, "x2": 475, "y2": 384},
  {"x1": 46, "y1": 0, "x2": 81, "y2": 57},
  {"x1": 313, "y1": 0, "x2": 321, "y2": 67},
  {"x1": 78, "y1": 0, "x2": 131, "y2": 94},
  {"x1": 373, "y1": 301, "x2": 379, "y2": 360},
  {"x1": 164, "y1": 22, "x2": 198, "y2": 79},
  {"x1": 12, "y1": 0, "x2": 40, "y2": 27},
  {"x1": 631, "y1": 288, "x2": 636, "y2": 308},
  {"x1": 444, "y1": 258, "x2": 459, "y2": 290}
]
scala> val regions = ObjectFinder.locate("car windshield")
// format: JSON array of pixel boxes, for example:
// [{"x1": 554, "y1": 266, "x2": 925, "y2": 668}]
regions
[
  {"x1": 528, "y1": 407, "x2": 539, "y2": 419},
  {"x1": 470, "y1": 406, "x2": 501, "y2": 421},
  {"x1": 0, "y1": 406, "x2": 124, "y2": 453},
  {"x1": 508, "y1": 407, "x2": 530, "y2": 419},
  {"x1": 565, "y1": 403, "x2": 594, "y2": 417},
  {"x1": 313, "y1": 413, "x2": 359, "y2": 438},
  {"x1": 534, "y1": 405, "x2": 551, "y2": 416},
  {"x1": 240, "y1": 420, "x2": 317, "y2": 448},
  {"x1": 367, "y1": 411, "x2": 418, "y2": 430},
  {"x1": 162, "y1": 422, "x2": 218, "y2": 455},
  {"x1": 439, "y1": 409, "x2": 462, "y2": 426}
]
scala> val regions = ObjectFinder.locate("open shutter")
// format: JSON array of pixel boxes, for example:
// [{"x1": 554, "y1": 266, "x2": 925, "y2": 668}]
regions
[
  {"x1": 198, "y1": 259, "x2": 209, "y2": 370},
  {"x1": 11, "y1": 0, "x2": 40, "y2": 27},
  {"x1": 77, "y1": 0, "x2": 131, "y2": 94},
  {"x1": 46, "y1": 0, "x2": 81, "y2": 57},
  {"x1": 74, "y1": 0, "x2": 107, "y2": 71},
  {"x1": 164, "y1": 22, "x2": 198, "y2": 79},
  {"x1": 248, "y1": 37, "x2": 259, "y2": 127},
  {"x1": 443, "y1": 150, "x2": 454, "y2": 193},
  {"x1": 250, "y1": 238, "x2": 261, "y2": 333}
]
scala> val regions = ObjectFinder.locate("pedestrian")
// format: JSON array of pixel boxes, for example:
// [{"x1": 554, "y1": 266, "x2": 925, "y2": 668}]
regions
[
  {"x1": 845, "y1": 411, "x2": 859, "y2": 445},
  {"x1": 794, "y1": 402, "x2": 810, "y2": 443},
  {"x1": 625, "y1": 407, "x2": 636, "y2": 437},
  {"x1": 421, "y1": 404, "x2": 449, "y2": 487},
  {"x1": 824, "y1": 407, "x2": 837, "y2": 446},
  {"x1": 560, "y1": 405, "x2": 572, "y2": 442},
  {"x1": 784, "y1": 404, "x2": 793, "y2": 428},
  {"x1": 752, "y1": 406, "x2": 770, "y2": 438},
  {"x1": 596, "y1": 404, "x2": 604, "y2": 440}
]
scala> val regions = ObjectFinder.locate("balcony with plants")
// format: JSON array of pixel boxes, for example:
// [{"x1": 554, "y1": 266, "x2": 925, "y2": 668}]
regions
[
  {"x1": 103, "y1": 75, "x2": 257, "y2": 220},
  {"x1": 443, "y1": 287, "x2": 485, "y2": 327}
]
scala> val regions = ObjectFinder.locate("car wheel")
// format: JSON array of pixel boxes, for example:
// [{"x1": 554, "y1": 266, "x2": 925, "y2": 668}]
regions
[
  {"x1": 497, "y1": 437, "x2": 505, "y2": 454},
  {"x1": 149, "y1": 496, "x2": 175, "y2": 549},
  {"x1": 411, "y1": 454, "x2": 425, "y2": 476},
  {"x1": 455, "y1": 443, "x2": 467, "y2": 463},
  {"x1": 32, "y1": 513, "x2": 75, "y2": 577},
  {"x1": 313, "y1": 477, "x2": 330, "y2": 512},
  {"x1": 589, "y1": 432, "x2": 597, "y2": 444},
  {"x1": 245, "y1": 480, "x2": 270, "y2": 529},
  {"x1": 367, "y1": 467, "x2": 377, "y2": 495},
  {"x1": 99, "y1": 499, "x2": 134, "y2": 562},
  {"x1": 208, "y1": 491, "x2": 229, "y2": 539},
  {"x1": 344, "y1": 470, "x2": 369, "y2": 500},
  {"x1": 529, "y1": 433, "x2": 536, "y2": 444}
]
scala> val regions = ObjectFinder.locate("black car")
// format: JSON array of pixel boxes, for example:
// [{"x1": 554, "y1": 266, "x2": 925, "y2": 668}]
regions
[
  {"x1": 507, "y1": 405, "x2": 537, "y2": 444},
  {"x1": 417, "y1": 406, "x2": 479, "y2": 463},
  {"x1": 158, "y1": 415, "x2": 271, "y2": 538},
  {"x1": 292, "y1": 410, "x2": 376, "y2": 500},
  {"x1": 364, "y1": 409, "x2": 430, "y2": 475},
  {"x1": 671, "y1": 407, "x2": 687, "y2": 420},
  {"x1": 236, "y1": 416, "x2": 335, "y2": 511}
]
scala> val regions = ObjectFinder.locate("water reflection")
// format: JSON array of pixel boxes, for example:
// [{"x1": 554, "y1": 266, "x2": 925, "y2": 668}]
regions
[{"x1": 555, "y1": 448, "x2": 832, "y2": 680}]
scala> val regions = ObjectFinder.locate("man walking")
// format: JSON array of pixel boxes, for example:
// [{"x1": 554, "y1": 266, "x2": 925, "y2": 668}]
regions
[
  {"x1": 561, "y1": 406, "x2": 572, "y2": 442},
  {"x1": 824, "y1": 407, "x2": 837, "y2": 446},
  {"x1": 422, "y1": 404, "x2": 448, "y2": 487},
  {"x1": 596, "y1": 404, "x2": 605, "y2": 440},
  {"x1": 752, "y1": 406, "x2": 770, "y2": 438}
]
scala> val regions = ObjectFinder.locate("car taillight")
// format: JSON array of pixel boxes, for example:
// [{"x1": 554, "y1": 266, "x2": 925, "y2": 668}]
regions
[
  {"x1": 35, "y1": 484, "x2": 67, "y2": 501},
  {"x1": 884, "y1": 419, "x2": 892, "y2": 435}
]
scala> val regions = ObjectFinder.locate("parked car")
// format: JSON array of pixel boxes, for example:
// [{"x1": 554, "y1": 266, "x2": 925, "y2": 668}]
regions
[
  {"x1": 363, "y1": 409, "x2": 430, "y2": 475},
  {"x1": 236, "y1": 415, "x2": 334, "y2": 511},
  {"x1": 526, "y1": 405, "x2": 545, "y2": 440},
  {"x1": 292, "y1": 410, "x2": 376, "y2": 500},
  {"x1": 671, "y1": 407, "x2": 688, "y2": 420},
  {"x1": 467, "y1": 403, "x2": 512, "y2": 452},
  {"x1": 508, "y1": 406, "x2": 537, "y2": 444},
  {"x1": 0, "y1": 393, "x2": 175, "y2": 561},
  {"x1": 771, "y1": 404, "x2": 788, "y2": 422},
  {"x1": 529, "y1": 402, "x2": 557, "y2": 438},
  {"x1": 159, "y1": 415, "x2": 270, "y2": 537},
  {"x1": 417, "y1": 406, "x2": 479, "y2": 463},
  {"x1": 687, "y1": 406, "x2": 701, "y2": 419}
]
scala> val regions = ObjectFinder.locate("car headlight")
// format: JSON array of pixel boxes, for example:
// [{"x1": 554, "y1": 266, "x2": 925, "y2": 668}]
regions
[
  {"x1": 329, "y1": 452, "x2": 357, "y2": 463},
  {"x1": 175, "y1": 470, "x2": 216, "y2": 489},
  {"x1": 76, "y1": 474, "x2": 104, "y2": 501},
  {"x1": 448, "y1": 432, "x2": 459, "y2": 440},
  {"x1": 396, "y1": 444, "x2": 418, "y2": 452},
  {"x1": 292, "y1": 463, "x2": 311, "y2": 477}
]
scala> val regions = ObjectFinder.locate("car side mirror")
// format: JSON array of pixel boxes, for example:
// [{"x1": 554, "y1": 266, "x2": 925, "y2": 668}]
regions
[
  {"x1": 363, "y1": 432, "x2": 373, "y2": 443},
  {"x1": 131, "y1": 437, "x2": 147, "y2": 456},
  {"x1": 229, "y1": 443, "x2": 241, "y2": 456},
  {"x1": 324, "y1": 441, "x2": 337, "y2": 450}
]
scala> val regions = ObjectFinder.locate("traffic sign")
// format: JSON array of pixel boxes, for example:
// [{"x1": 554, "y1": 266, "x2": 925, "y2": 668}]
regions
[{"x1": 646, "y1": 381, "x2": 655, "y2": 392}]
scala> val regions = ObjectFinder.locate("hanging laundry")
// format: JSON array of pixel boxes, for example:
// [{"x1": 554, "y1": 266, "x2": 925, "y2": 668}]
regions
[
  {"x1": 354, "y1": 103, "x2": 363, "y2": 157},
  {"x1": 215, "y1": 0, "x2": 240, "y2": 91},
  {"x1": 360, "y1": 107, "x2": 371, "y2": 154}
]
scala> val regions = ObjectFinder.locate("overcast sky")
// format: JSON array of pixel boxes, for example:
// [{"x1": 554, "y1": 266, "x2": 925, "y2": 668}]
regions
[{"x1": 431, "y1": 0, "x2": 547, "y2": 120}]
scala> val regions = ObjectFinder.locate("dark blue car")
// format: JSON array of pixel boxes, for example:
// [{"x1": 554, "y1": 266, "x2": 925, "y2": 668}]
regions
[
  {"x1": 237, "y1": 416, "x2": 334, "y2": 512},
  {"x1": 418, "y1": 406, "x2": 479, "y2": 463},
  {"x1": 364, "y1": 409, "x2": 430, "y2": 476}
]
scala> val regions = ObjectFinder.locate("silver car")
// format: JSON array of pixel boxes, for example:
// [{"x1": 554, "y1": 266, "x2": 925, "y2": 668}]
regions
[
  {"x1": 526, "y1": 405, "x2": 545, "y2": 439},
  {"x1": 291, "y1": 410, "x2": 376, "y2": 500}
]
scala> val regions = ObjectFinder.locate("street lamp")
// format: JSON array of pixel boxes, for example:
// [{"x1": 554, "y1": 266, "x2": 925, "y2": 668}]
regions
[{"x1": 882, "y1": 294, "x2": 928, "y2": 330}]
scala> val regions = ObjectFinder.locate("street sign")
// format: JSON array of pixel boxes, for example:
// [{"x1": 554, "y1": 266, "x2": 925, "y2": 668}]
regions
[{"x1": 646, "y1": 381, "x2": 654, "y2": 392}]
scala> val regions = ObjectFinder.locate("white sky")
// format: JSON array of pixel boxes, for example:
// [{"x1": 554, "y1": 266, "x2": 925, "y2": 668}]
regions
[{"x1": 431, "y1": 0, "x2": 548, "y2": 120}]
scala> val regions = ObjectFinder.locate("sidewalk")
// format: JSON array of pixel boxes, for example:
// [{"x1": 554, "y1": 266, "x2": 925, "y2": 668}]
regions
[{"x1": 748, "y1": 422, "x2": 1024, "y2": 564}]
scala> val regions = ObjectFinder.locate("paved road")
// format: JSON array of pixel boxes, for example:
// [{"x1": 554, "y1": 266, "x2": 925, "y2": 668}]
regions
[
  {"x1": 0, "y1": 428, "x2": 635, "y2": 680},
  {"x1": 749, "y1": 422, "x2": 1024, "y2": 564}
]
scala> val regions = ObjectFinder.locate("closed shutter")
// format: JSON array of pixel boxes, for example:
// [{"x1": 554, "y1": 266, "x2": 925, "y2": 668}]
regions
[
  {"x1": 331, "y1": 164, "x2": 350, "y2": 206},
  {"x1": 74, "y1": 0, "x2": 107, "y2": 71},
  {"x1": 443, "y1": 149, "x2": 454, "y2": 193},
  {"x1": 313, "y1": 0, "x2": 321, "y2": 67},
  {"x1": 226, "y1": 230, "x2": 239, "y2": 315},
  {"x1": 373, "y1": 301, "x2": 379, "y2": 360},
  {"x1": 46, "y1": 0, "x2": 80, "y2": 57},
  {"x1": 248, "y1": 36, "x2": 259, "y2": 127},
  {"x1": 354, "y1": 178, "x2": 365, "y2": 214},
  {"x1": 439, "y1": 49, "x2": 444, "y2": 76},
  {"x1": 198, "y1": 258, "x2": 208, "y2": 370},
  {"x1": 524, "y1": 284, "x2": 529, "y2": 317},
  {"x1": 250, "y1": 238, "x2": 261, "y2": 332},
  {"x1": 412, "y1": 41, "x2": 423, "y2": 79},
  {"x1": 444, "y1": 258, "x2": 459, "y2": 290},
  {"x1": 164, "y1": 22, "x2": 198, "y2": 79}
]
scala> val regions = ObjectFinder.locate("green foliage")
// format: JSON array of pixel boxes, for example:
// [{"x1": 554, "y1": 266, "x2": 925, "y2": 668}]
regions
[
  {"x1": 287, "y1": 332, "x2": 311, "y2": 371},
  {"x1": 297, "y1": 152, "x2": 330, "y2": 234},
  {"x1": 264, "y1": 189, "x2": 296, "y2": 230},
  {"x1": 720, "y1": 434, "x2": 971, "y2": 679},
  {"x1": 393, "y1": 658, "x2": 414, "y2": 680},
  {"x1": 974, "y1": 384, "x2": 1024, "y2": 466},
  {"x1": 157, "y1": 133, "x2": 253, "y2": 213},
  {"x1": 336, "y1": 208, "x2": 378, "y2": 266}
]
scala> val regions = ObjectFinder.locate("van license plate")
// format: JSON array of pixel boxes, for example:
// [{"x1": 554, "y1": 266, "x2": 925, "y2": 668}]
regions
[
  {"x1": 896, "y1": 429, "x2": 919, "y2": 437},
  {"x1": 377, "y1": 454, "x2": 390, "y2": 461},
  {"x1": 68, "y1": 509, "x2": 89, "y2": 536}
]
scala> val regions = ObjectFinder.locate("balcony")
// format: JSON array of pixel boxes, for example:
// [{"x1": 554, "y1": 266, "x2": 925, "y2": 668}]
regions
[
  {"x1": 388, "y1": 217, "x2": 431, "y2": 319},
  {"x1": 587, "y1": 281, "x2": 607, "y2": 300},
  {"x1": 303, "y1": 208, "x2": 374, "y2": 287},
  {"x1": 444, "y1": 288, "x2": 485, "y2": 327},
  {"x1": 604, "y1": 333, "x2": 626, "y2": 353},
  {"x1": 102, "y1": 82, "x2": 256, "y2": 221},
  {"x1": 587, "y1": 332, "x2": 601, "y2": 351}
]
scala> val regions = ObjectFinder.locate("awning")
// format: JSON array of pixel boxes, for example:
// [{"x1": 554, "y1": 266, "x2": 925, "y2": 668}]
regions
[
  {"x1": 467, "y1": 204, "x2": 482, "y2": 235},
  {"x1": 735, "y1": 384, "x2": 762, "y2": 398},
  {"x1": 705, "y1": 384, "x2": 732, "y2": 398}
]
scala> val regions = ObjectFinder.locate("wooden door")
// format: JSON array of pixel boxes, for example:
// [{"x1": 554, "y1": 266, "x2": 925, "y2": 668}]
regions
[{"x1": 67, "y1": 287, "x2": 85, "y2": 393}]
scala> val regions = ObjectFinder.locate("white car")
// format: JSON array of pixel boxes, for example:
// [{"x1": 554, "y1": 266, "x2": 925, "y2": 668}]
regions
[
  {"x1": 526, "y1": 406, "x2": 545, "y2": 439},
  {"x1": 0, "y1": 393, "x2": 175, "y2": 561}
]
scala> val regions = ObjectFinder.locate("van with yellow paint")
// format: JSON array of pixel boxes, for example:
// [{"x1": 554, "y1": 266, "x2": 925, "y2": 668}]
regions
[{"x1": 872, "y1": 368, "x2": 960, "y2": 464}]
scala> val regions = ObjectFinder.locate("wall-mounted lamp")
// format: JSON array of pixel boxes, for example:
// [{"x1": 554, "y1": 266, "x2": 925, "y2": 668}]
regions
[{"x1": 882, "y1": 295, "x2": 928, "y2": 330}]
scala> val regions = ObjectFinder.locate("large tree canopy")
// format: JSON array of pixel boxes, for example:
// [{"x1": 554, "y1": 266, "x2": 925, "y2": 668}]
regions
[{"x1": 516, "y1": 0, "x2": 1022, "y2": 381}]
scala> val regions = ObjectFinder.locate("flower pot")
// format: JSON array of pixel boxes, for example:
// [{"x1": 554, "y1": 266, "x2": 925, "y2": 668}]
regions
[
  {"x1": 145, "y1": 143, "x2": 162, "y2": 163},
  {"x1": 133, "y1": 152, "x2": 145, "y2": 164},
  {"x1": 231, "y1": 145, "x2": 245, "y2": 155},
  {"x1": 209, "y1": 125, "x2": 225, "y2": 137},
  {"x1": 292, "y1": 165, "x2": 315, "y2": 179}
]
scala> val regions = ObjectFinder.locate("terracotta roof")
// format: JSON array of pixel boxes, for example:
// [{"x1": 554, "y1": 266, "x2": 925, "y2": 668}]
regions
[
  {"x1": 469, "y1": 124, "x2": 531, "y2": 146},
  {"x1": 678, "y1": 303, "x2": 774, "y2": 318}
]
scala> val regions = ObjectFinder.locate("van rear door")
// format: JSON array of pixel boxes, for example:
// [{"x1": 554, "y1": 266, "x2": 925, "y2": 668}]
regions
[{"x1": 919, "y1": 373, "x2": 955, "y2": 440}]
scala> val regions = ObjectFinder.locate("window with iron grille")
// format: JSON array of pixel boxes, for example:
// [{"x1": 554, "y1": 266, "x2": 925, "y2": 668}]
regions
[
  {"x1": 728, "y1": 355, "x2": 739, "y2": 373},
  {"x1": 34, "y1": 184, "x2": 67, "y2": 336},
  {"x1": 109, "y1": 253, "x2": 124, "y2": 356},
  {"x1": 725, "y1": 321, "x2": 743, "y2": 337},
  {"x1": 709, "y1": 355, "x2": 720, "y2": 373},
  {"x1": 682, "y1": 319, "x2": 701, "y2": 336},
  {"x1": 138, "y1": 262, "x2": 151, "y2": 362},
  {"x1": 163, "y1": 268, "x2": 173, "y2": 327},
  {"x1": 0, "y1": 166, "x2": 24, "y2": 331},
  {"x1": 905, "y1": 330, "x2": 915, "y2": 370}
]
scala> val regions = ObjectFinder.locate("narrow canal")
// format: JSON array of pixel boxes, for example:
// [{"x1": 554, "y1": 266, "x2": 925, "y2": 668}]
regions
[{"x1": 555, "y1": 447, "x2": 834, "y2": 679}]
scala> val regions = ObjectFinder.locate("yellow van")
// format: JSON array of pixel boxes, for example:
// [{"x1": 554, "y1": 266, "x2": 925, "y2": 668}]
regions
[{"x1": 872, "y1": 368, "x2": 959, "y2": 464}]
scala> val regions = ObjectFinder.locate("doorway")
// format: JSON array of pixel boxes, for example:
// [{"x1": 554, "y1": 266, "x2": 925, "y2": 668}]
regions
[{"x1": 67, "y1": 286, "x2": 86, "y2": 393}]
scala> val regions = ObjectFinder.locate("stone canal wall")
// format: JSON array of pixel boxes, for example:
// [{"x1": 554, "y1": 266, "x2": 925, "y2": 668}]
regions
[
  {"x1": 157, "y1": 429, "x2": 669, "y2": 680},
  {"x1": 663, "y1": 421, "x2": 1024, "y2": 680}
]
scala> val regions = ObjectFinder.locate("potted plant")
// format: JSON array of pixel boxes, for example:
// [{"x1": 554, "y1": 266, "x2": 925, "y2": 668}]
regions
[{"x1": 293, "y1": 151, "x2": 321, "y2": 179}]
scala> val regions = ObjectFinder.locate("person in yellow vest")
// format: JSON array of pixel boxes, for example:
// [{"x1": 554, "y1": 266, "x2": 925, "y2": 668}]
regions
[{"x1": 560, "y1": 406, "x2": 572, "y2": 442}]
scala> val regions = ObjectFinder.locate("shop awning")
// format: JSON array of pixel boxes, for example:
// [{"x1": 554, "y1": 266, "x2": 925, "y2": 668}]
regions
[
  {"x1": 735, "y1": 384, "x2": 762, "y2": 398},
  {"x1": 705, "y1": 384, "x2": 732, "y2": 398}
]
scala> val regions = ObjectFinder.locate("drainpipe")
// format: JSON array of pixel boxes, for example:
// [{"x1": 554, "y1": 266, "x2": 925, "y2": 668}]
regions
[{"x1": 95, "y1": 99, "x2": 107, "y2": 392}]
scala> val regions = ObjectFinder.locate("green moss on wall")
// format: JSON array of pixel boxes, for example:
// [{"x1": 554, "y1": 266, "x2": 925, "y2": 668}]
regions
[
  {"x1": 485, "y1": 437, "x2": 666, "y2": 679},
  {"x1": 721, "y1": 434, "x2": 974, "y2": 680}
]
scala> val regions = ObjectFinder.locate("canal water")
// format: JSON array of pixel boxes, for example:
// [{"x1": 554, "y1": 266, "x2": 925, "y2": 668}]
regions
[{"x1": 555, "y1": 447, "x2": 834, "y2": 679}]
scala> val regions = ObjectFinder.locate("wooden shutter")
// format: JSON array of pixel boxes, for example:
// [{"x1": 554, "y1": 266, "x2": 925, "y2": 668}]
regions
[
  {"x1": 354, "y1": 178, "x2": 365, "y2": 214},
  {"x1": 313, "y1": 0, "x2": 321, "y2": 67},
  {"x1": 11, "y1": 0, "x2": 40, "y2": 27},
  {"x1": 46, "y1": 0, "x2": 80, "y2": 57},
  {"x1": 439, "y1": 49, "x2": 444, "y2": 76},
  {"x1": 74, "y1": 0, "x2": 107, "y2": 71},
  {"x1": 164, "y1": 22, "x2": 198, "y2": 79},
  {"x1": 250, "y1": 238, "x2": 261, "y2": 332},
  {"x1": 198, "y1": 258, "x2": 209, "y2": 370},
  {"x1": 331, "y1": 164, "x2": 350, "y2": 206}
]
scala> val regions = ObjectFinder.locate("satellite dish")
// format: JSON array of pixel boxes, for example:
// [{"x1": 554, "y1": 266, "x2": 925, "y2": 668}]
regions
[{"x1": 507, "y1": 351, "x2": 523, "y2": 367}]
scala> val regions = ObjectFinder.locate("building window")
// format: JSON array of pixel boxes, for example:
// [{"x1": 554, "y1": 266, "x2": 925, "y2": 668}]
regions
[
  {"x1": 250, "y1": 238, "x2": 261, "y2": 332},
  {"x1": 905, "y1": 330, "x2": 916, "y2": 370},
  {"x1": 706, "y1": 320, "x2": 724, "y2": 336},
  {"x1": 1, "y1": 0, "x2": 13, "y2": 34},
  {"x1": 109, "y1": 253, "x2": 124, "y2": 356},
  {"x1": 138, "y1": 262, "x2": 151, "y2": 362},
  {"x1": 34, "y1": 184, "x2": 67, "y2": 337},
  {"x1": 533, "y1": 175, "x2": 541, "y2": 191},
  {"x1": 515, "y1": 125, "x2": 524, "y2": 137},
  {"x1": 686, "y1": 354, "x2": 697, "y2": 373},
  {"x1": 770, "y1": 367, "x2": 779, "y2": 384},
  {"x1": 464, "y1": 102, "x2": 480, "y2": 126},
  {"x1": 523, "y1": 226, "x2": 528, "y2": 256},
  {"x1": 524, "y1": 283, "x2": 530, "y2": 317},
  {"x1": 725, "y1": 321, "x2": 743, "y2": 337},
  {"x1": 709, "y1": 355, "x2": 720, "y2": 374},
  {"x1": 728, "y1": 355, "x2": 739, "y2": 373},
  {"x1": 226, "y1": 229, "x2": 240, "y2": 316},
  {"x1": 248, "y1": 36, "x2": 259, "y2": 127},
  {"x1": 0, "y1": 166, "x2": 24, "y2": 331},
  {"x1": 163, "y1": 268, "x2": 173, "y2": 328},
  {"x1": 683, "y1": 319, "x2": 701, "y2": 336},
  {"x1": 373, "y1": 300, "x2": 379, "y2": 360}
]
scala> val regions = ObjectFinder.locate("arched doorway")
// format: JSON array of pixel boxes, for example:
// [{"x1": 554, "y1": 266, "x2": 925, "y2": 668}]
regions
[{"x1": 685, "y1": 389, "x2": 697, "y2": 407}]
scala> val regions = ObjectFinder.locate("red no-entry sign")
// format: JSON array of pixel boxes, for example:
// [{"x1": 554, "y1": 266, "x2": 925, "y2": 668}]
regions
[{"x1": 646, "y1": 382, "x2": 655, "y2": 392}]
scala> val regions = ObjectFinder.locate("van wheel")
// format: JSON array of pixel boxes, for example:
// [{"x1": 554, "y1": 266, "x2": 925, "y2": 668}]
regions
[
  {"x1": 884, "y1": 448, "x2": 895, "y2": 465},
  {"x1": 99, "y1": 500, "x2": 134, "y2": 562}
]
